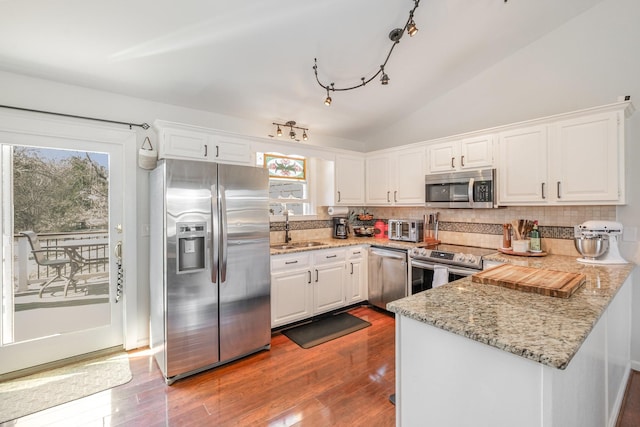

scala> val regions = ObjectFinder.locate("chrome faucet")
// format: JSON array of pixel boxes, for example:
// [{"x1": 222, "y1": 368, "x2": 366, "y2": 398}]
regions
[{"x1": 284, "y1": 210, "x2": 292, "y2": 243}]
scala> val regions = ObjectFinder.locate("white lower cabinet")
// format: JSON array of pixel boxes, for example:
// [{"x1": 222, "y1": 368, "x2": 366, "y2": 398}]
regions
[
  {"x1": 270, "y1": 246, "x2": 368, "y2": 328},
  {"x1": 270, "y1": 248, "x2": 346, "y2": 328},
  {"x1": 346, "y1": 247, "x2": 367, "y2": 304}
]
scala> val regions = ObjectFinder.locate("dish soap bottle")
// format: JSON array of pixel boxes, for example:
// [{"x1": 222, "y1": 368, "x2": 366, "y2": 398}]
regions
[{"x1": 529, "y1": 221, "x2": 541, "y2": 252}]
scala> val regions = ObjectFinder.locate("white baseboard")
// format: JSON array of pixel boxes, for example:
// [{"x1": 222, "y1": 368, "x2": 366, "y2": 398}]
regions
[{"x1": 631, "y1": 360, "x2": 640, "y2": 371}]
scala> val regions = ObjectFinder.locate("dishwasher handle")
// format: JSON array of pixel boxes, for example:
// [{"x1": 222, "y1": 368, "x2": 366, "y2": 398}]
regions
[{"x1": 370, "y1": 248, "x2": 406, "y2": 260}]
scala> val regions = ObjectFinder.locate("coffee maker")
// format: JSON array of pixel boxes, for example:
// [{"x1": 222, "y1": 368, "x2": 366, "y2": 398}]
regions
[{"x1": 333, "y1": 217, "x2": 349, "y2": 239}]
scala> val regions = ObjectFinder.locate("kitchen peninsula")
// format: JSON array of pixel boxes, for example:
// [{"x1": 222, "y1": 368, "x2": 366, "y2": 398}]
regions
[{"x1": 387, "y1": 253, "x2": 635, "y2": 427}]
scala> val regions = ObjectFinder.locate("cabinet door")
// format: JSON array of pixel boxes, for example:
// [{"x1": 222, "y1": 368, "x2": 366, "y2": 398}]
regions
[
  {"x1": 394, "y1": 146, "x2": 426, "y2": 204},
  {"x1": 347, "y1": 247, "x2": 367, "y2": 303},
  {"x1": 314, "y1": 262, "x2": 345, "y2": 315},
  {"x1": 160, "y1": 128, "x2": 209, "y2": 160},
  {"x1": 551, "y1": 112, "x2": 621, "y2": 203},
  {"x1": 271, "y1": 269, "x2": 312, "y2": 328},
  {"x1": 460, "y1": 134, "x2": 494, "y2": 170},
  {"x1": 365, "y1": 155, "x2": 392, "y2": 204},
  {"x1": 210, "y1": 134, "x2": 252, "y2": 165},
  {"x1": 497, "y1": 125, "x2": 548, "y2": 205},
  {"x1": 427, "y1": 141, "x2": 458, "y2": 173},
  {"x1": 335, "y1": 155, "x2": 365, "y2": 205}
]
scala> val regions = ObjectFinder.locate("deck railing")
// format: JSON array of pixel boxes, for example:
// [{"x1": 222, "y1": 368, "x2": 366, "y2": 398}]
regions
[{"x1": 14, "y1": 231, "x2": 109, "y2": 293}]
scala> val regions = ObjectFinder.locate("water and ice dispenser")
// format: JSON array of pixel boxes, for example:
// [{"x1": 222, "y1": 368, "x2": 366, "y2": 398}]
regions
[{"x1": 176, "y1": 222, "x2": 206, "y2": 273}]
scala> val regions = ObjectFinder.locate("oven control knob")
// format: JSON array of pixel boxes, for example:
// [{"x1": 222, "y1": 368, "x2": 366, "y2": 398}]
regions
[
  {"x1": 466, "y1": 254, "x2": 478, "y2": 263},
  {"x1": 454, "y1": 253, "x2": 465, "y2": 262}
]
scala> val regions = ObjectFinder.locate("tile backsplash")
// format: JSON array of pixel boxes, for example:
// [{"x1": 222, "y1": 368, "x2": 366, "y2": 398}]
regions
[{"x1": 270, "y1": 205, "x2": 617, "y2": 256}]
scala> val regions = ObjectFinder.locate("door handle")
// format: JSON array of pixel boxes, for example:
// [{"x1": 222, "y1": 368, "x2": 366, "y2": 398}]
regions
[
  {"x1": 451, "y1": 157, "x2": 455, "y2": 168},
  {"x1": 308, "y1": 270, "x2": 312, "y2": 284},
  {"x1": 315, "y1": 269, "x2": 319, "y2": 282},
  {"x1": 541, "y1": 182, "x2": 546, "y2": 199},
  {"x1": 394, "y1": 190, "x2": 397, "y2": 203},
  {"x1": 115, "y1": 241, "x2": 123, "y2": 303},
  {"x1": 387, "y1": 191, "x2": 390, "y2": 203},
  {"x1": 468, "y1": 177, "x2": 475, "y2": 205},
  {"x1": 204, "y1": 144, "x2": 208, "y2": 157},
  {"x1": 461, "y1": 155, "x2": 465, "y2": 167},
  {"x1": 557, "y1": 181, "x2": 561, "y2": 199},
  {"x1": 219, "y1": 184, "x2": 228, "y2": 282},
  {"x1": 337, "y1": 191, "x2": 341, "y2": 202},
  {"x1": 350, "y1": 262, "x2": 354, "y2": 275},
  {"x1": 216, "y1": 145, "x2": 220, "y2": 158}
]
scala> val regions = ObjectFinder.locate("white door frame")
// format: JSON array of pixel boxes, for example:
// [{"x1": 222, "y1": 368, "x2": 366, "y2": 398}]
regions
[{"x1": 0, "y1": 109, "x2": 139, "y2": 368}]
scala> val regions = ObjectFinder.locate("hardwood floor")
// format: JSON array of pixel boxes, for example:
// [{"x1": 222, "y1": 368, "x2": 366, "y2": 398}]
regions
[
  {"x1": 617, "y1": 370, "x2": 640, "y2": 427},
  {"x1": 3, "y1": 306, "x2": 396, "y2": 426},
  {"x1": 5, "y1": 305, "x2": 640, "y2": 426}
]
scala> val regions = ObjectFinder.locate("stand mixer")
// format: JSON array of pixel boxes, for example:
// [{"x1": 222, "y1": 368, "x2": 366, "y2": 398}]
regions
[{"x1": 574, "y1": 220, "x2": 627, "y2": 264}]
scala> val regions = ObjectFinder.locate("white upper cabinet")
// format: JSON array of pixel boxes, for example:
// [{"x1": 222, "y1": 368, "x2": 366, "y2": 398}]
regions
[
  {"x1": 335, "y1": 154, "x2": 365, "y2": 205},
  {"x1": 366, "y1": 146, "x2": 426, "y2": 205},
  {"x1": 497, "y1": 103, "x2": 631, "y2": 206},
  {"x1": 550, "y1": 112, "x2": 621, "y2": 203},
  {"x1": 154, "y1": 120, "x2": 252, "y2": 166},
  {"x1": 427, "y1": 134, "x2": 494, "y2": 174},
  {"x1": 497, "y1": 125, "x2": 549, "y2": 204}
]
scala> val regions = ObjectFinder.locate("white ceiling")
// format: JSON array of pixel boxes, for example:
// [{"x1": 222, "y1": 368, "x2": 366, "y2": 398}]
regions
[{"x1": 0, "y1": 0, "x2": 603, "y2": 146}]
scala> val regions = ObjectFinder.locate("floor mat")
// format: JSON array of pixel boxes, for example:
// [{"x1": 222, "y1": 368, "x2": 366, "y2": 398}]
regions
[
  {"x1": 282, "y1": 312, "x2": 371, "y2": 349},
  {"x1": 0, "y1": 351, "x2": 132, "y2": 423}
]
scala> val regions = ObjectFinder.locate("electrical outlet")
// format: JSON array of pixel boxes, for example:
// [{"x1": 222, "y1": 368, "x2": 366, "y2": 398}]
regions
[{"x1": 141, "y1": 224, "x2": 150, "y2": 237}]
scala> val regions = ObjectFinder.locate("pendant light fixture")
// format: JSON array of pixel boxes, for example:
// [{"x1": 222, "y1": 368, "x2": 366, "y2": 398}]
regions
[
  {"x1": 313, "y1": 0, "x2": 421, "y2": 106},
  {"x1": 271, "y1": 121, "x2": 309, "y2": 141}
]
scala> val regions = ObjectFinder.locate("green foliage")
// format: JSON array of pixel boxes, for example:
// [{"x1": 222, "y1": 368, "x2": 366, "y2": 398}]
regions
[{"x1": 12, "y1": 147, "x2": 109, "y2": 233}]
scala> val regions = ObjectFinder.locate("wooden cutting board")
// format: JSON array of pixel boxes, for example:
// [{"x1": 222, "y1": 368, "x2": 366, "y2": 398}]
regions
[{"x1": 471, "y1": 264, "x2": 586, "y2": 298}]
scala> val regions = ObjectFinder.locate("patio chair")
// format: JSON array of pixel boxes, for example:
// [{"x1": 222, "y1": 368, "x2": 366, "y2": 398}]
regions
[{"x1": 21, "y1": 231, "x2": 75, "y2": 298}]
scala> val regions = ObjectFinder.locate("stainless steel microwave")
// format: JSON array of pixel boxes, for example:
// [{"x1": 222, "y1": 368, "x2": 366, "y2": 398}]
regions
[{"x1": 425, "y1": 168, "x2": 496, "y2": 208}]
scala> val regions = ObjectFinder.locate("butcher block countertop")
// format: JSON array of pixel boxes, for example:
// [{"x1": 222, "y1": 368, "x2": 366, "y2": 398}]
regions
[{"x1": 387, "y1": 252, "x2": 635, "y2": 369}]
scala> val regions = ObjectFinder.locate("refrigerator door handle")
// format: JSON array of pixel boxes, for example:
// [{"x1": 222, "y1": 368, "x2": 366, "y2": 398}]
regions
[
  {"x1": 219, "y1": 184, "x2": 228, "y2": 283},
  {"x1": 211, "y1": 184, "x2": 219, "y2": 283}
]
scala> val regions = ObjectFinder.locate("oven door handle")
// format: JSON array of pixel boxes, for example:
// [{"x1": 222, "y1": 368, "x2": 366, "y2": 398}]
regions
[
  {"x1": 411, "y1": 259, "x2": 477, "y2": 277},
  {"x1": 468, "y1": 177, "x2": 475, "y2": 206}
]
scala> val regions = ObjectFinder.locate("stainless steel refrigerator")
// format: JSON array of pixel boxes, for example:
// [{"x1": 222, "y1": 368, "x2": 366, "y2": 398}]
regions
[{"x1": 149, "y1": 159, "x2": 271, "y2": 384}]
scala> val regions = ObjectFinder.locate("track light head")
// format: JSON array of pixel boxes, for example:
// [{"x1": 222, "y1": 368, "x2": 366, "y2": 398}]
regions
[
  {"x1": 407, "y1": 19, "x2": 418, "y2": 36},
  {"x1": 302, "y1": 130, "x2": 308, "y2": 141},
  {"x1": 276, "y1": 125, "x2": 282, "y2": 137},
  {"x1": 380, "y1": 67, "x2": 390, "y2": 85}
]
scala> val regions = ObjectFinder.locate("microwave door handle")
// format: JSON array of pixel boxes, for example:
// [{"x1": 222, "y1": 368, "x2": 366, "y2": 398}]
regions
[{"x1": 468, "y1": 177, "x2": 475, "y2": 205}]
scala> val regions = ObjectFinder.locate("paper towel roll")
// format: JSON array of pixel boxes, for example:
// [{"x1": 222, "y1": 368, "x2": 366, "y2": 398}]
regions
[{"x1": 327, "y1": 206, "x2": 349, "y2": 216}]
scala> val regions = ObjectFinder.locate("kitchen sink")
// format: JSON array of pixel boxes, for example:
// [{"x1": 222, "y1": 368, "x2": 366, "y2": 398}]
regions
[{"x1": 270, "y1": 241, "x2": 327, "y2": 250}]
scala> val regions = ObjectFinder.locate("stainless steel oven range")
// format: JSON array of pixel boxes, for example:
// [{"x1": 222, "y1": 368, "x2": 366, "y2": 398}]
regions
[{"x1": 408, "y1": 244, "x2": 495, "y2": 294}]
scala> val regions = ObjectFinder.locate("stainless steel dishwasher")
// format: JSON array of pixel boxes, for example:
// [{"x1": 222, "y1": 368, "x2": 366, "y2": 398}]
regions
[{"x1": 368, "y1": 246, "x2": 408, "y2": 310}]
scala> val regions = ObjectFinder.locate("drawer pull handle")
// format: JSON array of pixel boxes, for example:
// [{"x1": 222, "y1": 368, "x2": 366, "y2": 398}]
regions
[
  {"x1": 326, "y1": 254, "x2": 337, "y2": 259},
  {"x1": 285, "y1": 260, "x2": 298, "y2": 264}
]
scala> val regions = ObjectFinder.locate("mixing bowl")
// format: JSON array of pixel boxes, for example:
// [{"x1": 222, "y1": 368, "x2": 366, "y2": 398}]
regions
[{"x1": 574, "y1": 235, "x2": 608, "y2": 259}]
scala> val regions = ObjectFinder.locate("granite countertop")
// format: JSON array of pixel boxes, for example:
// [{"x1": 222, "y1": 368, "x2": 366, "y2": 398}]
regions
[
  {"x1": 269, "y1": 237, "x2": 423, "y2": 255},
  {"x1": 387, "y1": 252, "x2": 635, "y2": 369}
]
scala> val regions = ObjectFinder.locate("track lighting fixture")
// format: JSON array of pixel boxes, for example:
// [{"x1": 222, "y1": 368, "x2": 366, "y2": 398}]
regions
[
  {"x1": 313, "y1": 0, "x2": 421, "y2": 105},
  {"x1": 271, "y1": 121, "x2": 309, "y2": 142}
]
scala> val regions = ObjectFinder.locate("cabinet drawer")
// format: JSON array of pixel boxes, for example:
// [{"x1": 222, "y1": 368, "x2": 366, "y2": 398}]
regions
[
  {"x1": 313, "y1": 248, "x2": 346, "y2": 265},
  {"x1": 271, "y1": 253, "x2": 311, "y2": 272},
  {"x1": 347, "y1": 247, "x2": 366, "y2": 260}
]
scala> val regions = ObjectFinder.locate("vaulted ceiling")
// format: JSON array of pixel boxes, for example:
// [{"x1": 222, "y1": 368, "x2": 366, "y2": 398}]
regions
[{"x1": 0, "y1": 0, "x2": 603, "y2": 147}]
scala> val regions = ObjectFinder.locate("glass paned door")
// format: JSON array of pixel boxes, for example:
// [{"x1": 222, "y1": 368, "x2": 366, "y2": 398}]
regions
[{"x1": 0, "y1": 137, "x2": 125, "y2": 374}]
